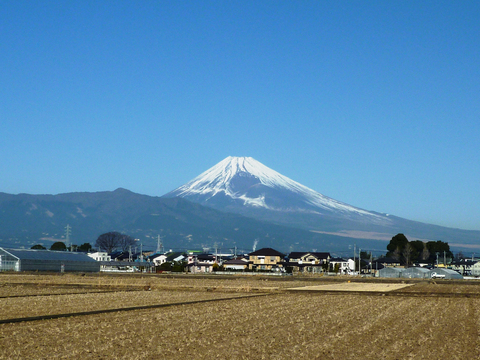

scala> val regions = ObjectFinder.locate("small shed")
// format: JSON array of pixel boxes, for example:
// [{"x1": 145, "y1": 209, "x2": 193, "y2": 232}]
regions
[
  {"x1": 428, "y1": 268, "x2": 463, "y2": 280},
  {"x1": 378, "y1": 267, "x2": 403, "y2": 278},
  {"x1": 0, "y1": 248, "x2": 100, "y2": 272},
  {"x1": 401, "y1": 267, "x2": 430, "y2": 279}
]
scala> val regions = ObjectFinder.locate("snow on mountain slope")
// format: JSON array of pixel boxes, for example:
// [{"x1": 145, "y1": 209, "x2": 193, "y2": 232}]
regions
[{"x1": 166, "y1": 156, "x2": 389, "y2": 223}]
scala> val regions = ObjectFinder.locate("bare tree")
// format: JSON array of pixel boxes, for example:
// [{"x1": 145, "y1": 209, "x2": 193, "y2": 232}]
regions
[
  {"x1": 392, "y1": 247, "x2": 402, "y2": 262},
  {"x1": 421, "y1": 243, "x2": 430, "y2": 261},
  {"x1": 118, "y1": 234, "x2": 136, "y2": 252},
  {"x1": 403, "y1": 243, "x2": 413, "y2": 268},
  {"x1": 95, "y1": 232, "x2": 123, "y2": 253}
]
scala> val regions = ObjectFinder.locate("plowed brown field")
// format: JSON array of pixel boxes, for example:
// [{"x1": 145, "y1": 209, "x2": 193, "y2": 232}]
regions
[{"x1": 0, "y1": 273, "x2": 479, "y2": 359}]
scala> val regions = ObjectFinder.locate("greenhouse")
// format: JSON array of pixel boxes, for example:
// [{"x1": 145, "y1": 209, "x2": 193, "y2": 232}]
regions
[
  {"x1": 377, "y1": 267, "x2": 403, "y2": 278},
  {"x1": 401, "y1": 267, "x2": 430, "y2": 279},
  {"x1": 428, "y1": 268, "x2": 463, "y2": 280},
  {"x1": 0, "y1": 248, "x2": 100, "y2": 272}
]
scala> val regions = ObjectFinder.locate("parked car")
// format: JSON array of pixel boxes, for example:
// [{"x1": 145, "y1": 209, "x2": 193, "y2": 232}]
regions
[{"x1": 431, "y1": 272, "x2": 445, "y2": 279}]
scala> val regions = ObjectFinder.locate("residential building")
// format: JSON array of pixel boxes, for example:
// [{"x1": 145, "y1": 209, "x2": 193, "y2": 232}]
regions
[
  {"x1": 186, "y1": 253, "x2": 216, "y2": 273},
  {"x1": 149, "y1": 252, "x2": 185, "y2": 267},
  {"x1": 223, "y1": 258, "x2": 249, "y2": 271},
  {"x1": 470, "y1": 261, "x2": 480, "y2": 276},
  {"x1": 450, "y1": 259, "x2": 476, "y2": 276},
  {"x1": 87, "y1": 252, "x2": 111, "y2": 262},
  {"x1": 329, "y1": 257, "x2": 354, "y2": 274},
  {"x1": 248, "y1": 248, "x2": 285, "y2": 271},
  {"x1": 372, "y1": 257, "x2": 401, "y2": 268},
  {"x1": 287, "y1": 251, "x2": 330, "y2": 273}
]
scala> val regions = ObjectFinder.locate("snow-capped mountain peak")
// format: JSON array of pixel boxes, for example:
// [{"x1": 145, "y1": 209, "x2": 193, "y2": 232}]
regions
[
  {"x1": 176, "y1": 156, "x2": 299, "y2": 195},
  {"x1": 166, "y1": 157, "x2": 388, "y2": 223}
]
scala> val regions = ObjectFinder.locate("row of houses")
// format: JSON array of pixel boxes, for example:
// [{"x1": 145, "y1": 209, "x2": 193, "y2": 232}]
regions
[
  {"x1": 0, "y1": 246, "x2": 474, "y2": 278},
  {"x1": 150, "y1": 248, "x2": 349, "y2": 274},
  {"x1": 86, "y1": 248, "x2": 339, "y2": 274},
  {"x1": 162, "y1": 248, "x2": 468, "y2": 279}
]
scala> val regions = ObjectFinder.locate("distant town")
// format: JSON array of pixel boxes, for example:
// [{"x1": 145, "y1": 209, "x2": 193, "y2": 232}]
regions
[{"x1": 1, "y1": 231, "x2": 476, "y2": 280}]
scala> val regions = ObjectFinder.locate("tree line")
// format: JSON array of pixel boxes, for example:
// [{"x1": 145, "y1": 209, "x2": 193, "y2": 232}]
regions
[
  {"x1": 30, "y1": 231, "x2": 136, "y2": 253},
  {"x1": 386, "y1": 233, "x2": 453, "y2": 266},
  {"x1": 31, "y1": 242, "x2": 93, "y2": 252}
]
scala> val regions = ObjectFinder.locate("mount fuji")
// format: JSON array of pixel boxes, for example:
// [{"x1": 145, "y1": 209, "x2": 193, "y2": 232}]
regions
[
  {"x1": 165, "y1": 156, "x2": 480, "y2": 248},
  {"x1": 2, "y1": 157, "x2": 479, "y2": 252},
  {"x1": 165, "y1": 156, "x2": 391, "y2": 229}
]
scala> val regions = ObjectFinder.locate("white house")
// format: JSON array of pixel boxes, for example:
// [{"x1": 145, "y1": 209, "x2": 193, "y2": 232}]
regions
[
  {"x1": 88, "y1": 252, "x2": 111, "y2": 262},
  {"x1": 330, "y1": 257, "x2": 355, "y2": 274},
  {"x1": 150, "y1": 254, "x2": 168, "y2": 266},
  {"x1": 150, "y1": 252, "x2": 185, "y2": 267},
  {"x1": 470, "y1": 261, "x2": 480, "y2": 276}
]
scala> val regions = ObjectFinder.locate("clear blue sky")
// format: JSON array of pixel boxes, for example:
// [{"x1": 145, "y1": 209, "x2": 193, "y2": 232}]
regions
[{"x1": 1, "y1": 1, "x2": 479, "y2": 231}]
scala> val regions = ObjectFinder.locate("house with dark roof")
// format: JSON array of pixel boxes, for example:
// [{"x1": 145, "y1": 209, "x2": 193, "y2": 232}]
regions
[
  {"x1": 450, "y1": 259, "x2": 475, "y2": 276},
  {"x1": 186, "y1": 253, "x2": 217, "y2": 273},
  {"x1": 109, "y1": 251, "x2": 130, "y2": 261},
  {"x1": 286, "y1": 251, "x2": 330, "y2": 273},
  {"x1": 248, "y1": 248, "x2": 285, "y2": 271},
  {"x1": 372, "y1": 257, "x2": 401, "y2": 268}
]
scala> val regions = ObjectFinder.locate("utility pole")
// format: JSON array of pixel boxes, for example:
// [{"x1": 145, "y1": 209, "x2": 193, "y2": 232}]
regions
[
  {"x1": 353, "y1": 244, "x2": 356, "y2": 274},
  {"x1": 65, "y1": 224, "x2": 71, "y2": 251},
  {"x1": 370, "y1": 252, "x2": 373, "y2": 274},
  {"x1": 358, "y1": 248, "x2": 361, "y2": 275},
  {"x1": 444, "y1": 251, "x2": 446, "y2": 267}
]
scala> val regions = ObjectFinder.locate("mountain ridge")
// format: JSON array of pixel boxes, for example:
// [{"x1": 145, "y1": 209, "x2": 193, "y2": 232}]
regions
[
  {"x1": 0, "y1": 189, "x2": 372, "y2": 253},
  {"x1": 1, "y1": 157, "x2": 479, "y2": 253}
]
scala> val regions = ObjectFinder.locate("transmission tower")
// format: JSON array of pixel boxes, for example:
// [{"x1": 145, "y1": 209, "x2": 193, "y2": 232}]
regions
[
  {"x1": 156, "y1": 235, "x2": 164, "y2": 254},
  {"x1": 65, "y1": 224, "x2": 71, "y2": 251}
]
